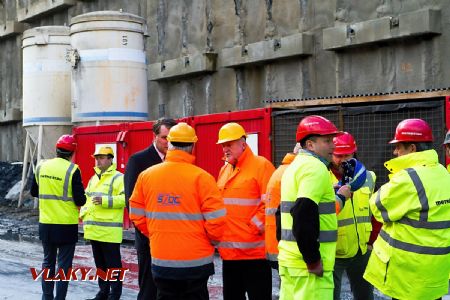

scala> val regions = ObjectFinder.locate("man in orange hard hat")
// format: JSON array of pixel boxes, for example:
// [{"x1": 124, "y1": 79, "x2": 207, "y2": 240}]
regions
[
  {"x1": 278, "y1": 115, "x2": 350, "y2": 299},
  {"x1": 330, "y1": 132, "x2": 376, "y2": 300},
  {"x1": 216, "y1": 122, "x2": 275, "y2": 300},
  {"x1": 265, "y1": 142, "x2": 301, "y2": 270},
  {"x1": 364, "y1": 118, "x2": 450, "y2": 300},
  {"x1": 31, "y1": 134, "x2": 87, "y2": 300},
  {"x1": 125, "y1": 118, "x2": 177, "y2": 300},
  {"x1": 130, "y1": 122, "x2": 226, "y2": 299}
]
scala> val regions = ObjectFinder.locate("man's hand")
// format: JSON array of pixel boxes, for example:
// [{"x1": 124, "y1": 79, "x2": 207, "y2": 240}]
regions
[
  {"x1": 337, "y1": 184, "x2": 352, "y2": 199},
  {"x1": 307, "y1": 260, "x2": 324, "y2": 277},
  {"x1": 92, "y1": 196, "x2": 102, "y2": 205}
]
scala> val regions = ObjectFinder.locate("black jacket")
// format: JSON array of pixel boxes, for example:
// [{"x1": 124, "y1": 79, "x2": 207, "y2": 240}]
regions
[{"x1": 124, "y1": 144, "x2": 163, "y2": 209}]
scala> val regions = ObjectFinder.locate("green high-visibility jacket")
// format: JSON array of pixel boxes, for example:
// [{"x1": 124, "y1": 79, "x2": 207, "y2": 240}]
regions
[
  {"x1": 278, "y1": 150, "x2": 337, "y2": 271},
  {"x1": 364, "y1": 150, "x2": 450, "y2": 300},
  {"x1": 36, "y1": 158, "x2": 79, "y2": 225},
  {"x1": 332, "y1": 170, "x2": 376, "y2": 258},
  {"x1": 81, "y1": 164, "x2": 125, "y2": 243}
]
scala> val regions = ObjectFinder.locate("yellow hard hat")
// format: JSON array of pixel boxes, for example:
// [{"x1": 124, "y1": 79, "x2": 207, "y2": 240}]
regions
[
  {"x1": 167, "y1": 122, "x2": 198, "y2": 143},
  {"x1": 217, "y1": 122, "x2": 247, "y2": 144},
  {"x1": 92, "y1": 146, "x2": 114, "y2": 158}
]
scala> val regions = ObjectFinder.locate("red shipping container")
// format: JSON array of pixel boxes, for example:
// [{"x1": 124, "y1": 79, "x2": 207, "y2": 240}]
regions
[{"x1": 72, "y1": 108, "x2": 273, "y2": 228}]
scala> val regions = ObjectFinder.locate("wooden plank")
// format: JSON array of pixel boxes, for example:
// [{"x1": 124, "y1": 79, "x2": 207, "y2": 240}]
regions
[{"x1": 268, "y1": 90, "x2": 450, "y2": 108}]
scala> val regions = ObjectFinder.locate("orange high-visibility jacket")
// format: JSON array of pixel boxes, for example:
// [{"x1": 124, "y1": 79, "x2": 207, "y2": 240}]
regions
[
  {"x1": 265, "y1": 153, "x2": 296, "y2": 263},
  {"x1": 217, "y1": 146, "x2": 275, "y2": 260},
  {"x1": 129, "y1": 149, "x2": 226, "y2": 279}
]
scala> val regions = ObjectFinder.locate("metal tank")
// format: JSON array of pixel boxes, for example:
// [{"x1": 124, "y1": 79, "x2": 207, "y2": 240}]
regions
[
  {"x1": 69, "y1": 11, "x2": 148, "y2": 124},
  {"x1": 22, "y1": 26, "x2": 73, "y2": 159}
]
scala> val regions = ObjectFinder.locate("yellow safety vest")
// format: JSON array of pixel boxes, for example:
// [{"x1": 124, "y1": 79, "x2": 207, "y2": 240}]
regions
[
  {"x1": 278, "y1": 151, "x2": 337, "y2": 271},
  {"x1": 364, "y1": 150, "x2": 450, "y2": 300},
  {"x1": 36, "y1": 157, "x2": 79, "y2": 224},
  {"x1": 80, "y1": 164, "x2": 125, "y2": 243},
  {"x1": 332, "y1": 170, "x2": 376, "y2": 258}
]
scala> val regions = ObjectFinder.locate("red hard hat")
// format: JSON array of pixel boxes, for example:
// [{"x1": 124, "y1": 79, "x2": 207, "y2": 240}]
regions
[
  {"x1": 333, "y1": 132, "x2": 357, "y2": 155},
  {"x1": 389, "y1": 119, "x2": 433, "y2": 144},
  {"x1": 56, "y1": 134, "x2": 77, "y2": 152},
  {"x1": 296, "y1": 115, "x2": 340, "y2": 142}
]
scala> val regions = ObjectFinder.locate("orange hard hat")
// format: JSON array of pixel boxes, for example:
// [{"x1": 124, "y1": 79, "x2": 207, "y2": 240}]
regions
[
  {"x1": 389, "y1": 119, "x2": 433, "y2": 144},
  {"x1": 333, "y1": 132, "x2": 357, "y2": 155},
  {"x1": 296, "y1": 115, "x2": 340, "y2": 142},
  {"x1": 56, "y1": 135, "x2": 76, "y2": 152}
]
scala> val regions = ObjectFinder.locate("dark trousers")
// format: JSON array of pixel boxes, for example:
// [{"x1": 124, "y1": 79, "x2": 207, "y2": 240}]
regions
[
  {"x1": 41, "y1": 241, "x2": 76, "y2": 300},
  {"x1": 135, "y1": 229, "x2": 157, "y2": 300},
  {"x1": 333, "y1": 250, "x2": 373, "y2": 300},
  {"x1": 154, "y1": 276, "x2": 209, "y2": 300},
  {"x1": 91, "y1": 240, "x2": 123, "y2": 300},
  {"x1": 222, "y1": 259, "x2": 272, "y2": 300}
]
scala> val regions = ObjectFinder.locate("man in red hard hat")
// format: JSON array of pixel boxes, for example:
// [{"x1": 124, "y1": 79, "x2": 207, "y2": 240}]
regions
[
  {"x1": 31, "y1": 134, "x2": 87, "y2": 300},
  {"x1": 443, "y1": 129, "x2": 450, "y2": 172},
  {"x1": 278, "y1": 115, "x2": 351, "y2": 299},
  {"x1": 364, "y1": 119, "x2": 450, "y2": 300},
  {"x1": 330, "y1": 132, "x2": 376, "y2": 300}
]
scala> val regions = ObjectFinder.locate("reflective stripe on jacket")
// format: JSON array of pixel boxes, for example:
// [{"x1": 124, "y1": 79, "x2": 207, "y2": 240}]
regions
[
  {"x1": 265, "y1": 153, "x2": 296, "y2": 262},
  {"x1": 81, "y1": 164, "x2": 125, "y2": 243},
  {"x1": 333, "y1": 170, "x2": 376, "y2": 258},
  {"x1": 278, "y1": 151, "x2": 337, "y2": 271},
  {"x1": 36, "y1": 158, "x2": 79, "y2": 224},
  {"x1": 129, "y1": 149, "x2": 225, "y2": 279},
  {"x1": 364, "y1": 150, "x2": 450, "y2": 300},
  {"x1": 217, "y1": 146, "x2": 275, "y2": 260}
]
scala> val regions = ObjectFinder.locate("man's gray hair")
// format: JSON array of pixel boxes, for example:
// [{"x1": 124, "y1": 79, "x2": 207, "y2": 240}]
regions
[{"x1": 169, "y1": 142, "x2": 194, "y2": 154}]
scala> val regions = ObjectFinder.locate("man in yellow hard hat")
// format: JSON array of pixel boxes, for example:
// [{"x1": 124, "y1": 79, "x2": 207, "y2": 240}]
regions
[
  {"x1": 125, "y1": 118, "x2": 177, "y2": 300},
  {"x1": 216, "y1": 122, "x2": 275, "y2": 300},
  {"x1": 130, "y1": 123, "x2": 225, "y2": 299},
  {"x1": 81, "y1": 146, "x2": 125, "y2": 300}
]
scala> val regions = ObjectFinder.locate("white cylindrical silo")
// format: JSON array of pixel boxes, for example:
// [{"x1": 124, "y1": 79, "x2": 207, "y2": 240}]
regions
[
  {"x1": 70, "y1": 11, "x2": 148, "y2": 124},
  {"x1": 22, "y1": 26, "x2": 73, "y2": 160},
  {"x1": 22, "y1": 26, "x2": 72, "y2": 127}
]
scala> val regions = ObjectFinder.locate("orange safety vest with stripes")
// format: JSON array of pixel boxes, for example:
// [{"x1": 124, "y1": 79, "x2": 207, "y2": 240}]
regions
[
  {"x1": 217, "y1": 146, "x2": 275, "y2": 260},
  {"x1": 265, "y1": 153, "x2": 296, "y2": 263},
  {"x1": 129, "y1": 149, "x2": 226, "y2": 278}
]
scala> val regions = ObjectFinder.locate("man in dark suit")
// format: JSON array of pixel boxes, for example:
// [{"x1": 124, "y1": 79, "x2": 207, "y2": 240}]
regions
[{"x1": 124, "y1": 118, "x2": 177, "y2": 300}]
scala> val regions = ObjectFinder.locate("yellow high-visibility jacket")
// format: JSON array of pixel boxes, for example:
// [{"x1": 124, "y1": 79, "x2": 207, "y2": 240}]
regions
[
  {"x1": 331, "y1": 170, "x2": 376, "y2": 258},
  {"x1": 364, "y1": 150, "x2": 450, "y2": 300},
  {"x1": 36, "y1": 158, "x2": 79, "y2": 225},
  {"x1": 81, "y1": 164, "x2": 125, "y2": 243}
]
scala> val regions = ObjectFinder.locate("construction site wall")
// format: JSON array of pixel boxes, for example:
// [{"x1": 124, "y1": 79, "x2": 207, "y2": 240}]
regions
[{"x1": 1, "y1": 1, "x2": 450, "y2": 161}]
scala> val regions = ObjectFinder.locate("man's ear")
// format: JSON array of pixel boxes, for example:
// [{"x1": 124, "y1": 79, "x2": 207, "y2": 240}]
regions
[{"x1": 410, "y1": 143, "x2": 417, "y2": 153}]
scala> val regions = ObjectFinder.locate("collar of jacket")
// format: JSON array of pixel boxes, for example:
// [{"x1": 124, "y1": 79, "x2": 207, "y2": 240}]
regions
[
  {"x1": 232, "y1": 145, "x2": 254, "y2": 168},
  {"x1": 94, "y1": 163, "x2": 117, "y2": 177},
  {"x1": 384, "y1": 149, "x2": 439, "y2": 174},
  {"x1": 165, "y1": 149, "x2": 196, "y2": 164},
  {"x1": 282, "y1": 153, "x2": 296, "y2": 165},
  {"x1": 299, "y1": 149, "x2": 330, "y2": 166}
]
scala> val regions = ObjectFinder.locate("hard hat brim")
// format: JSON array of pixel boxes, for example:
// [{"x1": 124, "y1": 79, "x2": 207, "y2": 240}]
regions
[{"x1": 216, "y1": 135, "x2": 246, "y2": 145}]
